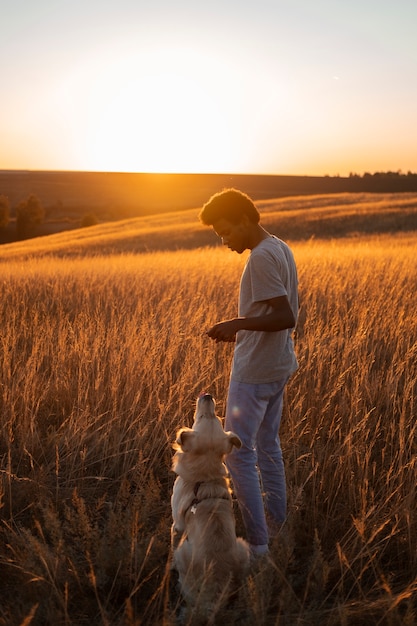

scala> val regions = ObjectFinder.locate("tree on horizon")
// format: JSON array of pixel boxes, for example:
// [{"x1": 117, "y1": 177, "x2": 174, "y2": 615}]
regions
[{"x1": 16, "y1": 194, "x2": 45, "y2": 239}]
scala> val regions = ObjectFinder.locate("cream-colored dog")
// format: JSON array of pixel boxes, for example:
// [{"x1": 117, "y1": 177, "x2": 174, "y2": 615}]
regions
[{"x1": 171, "y1": 393, "x2": 250, "y2": 618}]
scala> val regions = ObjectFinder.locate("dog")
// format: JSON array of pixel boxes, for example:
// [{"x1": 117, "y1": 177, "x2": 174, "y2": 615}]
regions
[{"x1": 171, "y1": 393, "x2": 250, "y2": 620}]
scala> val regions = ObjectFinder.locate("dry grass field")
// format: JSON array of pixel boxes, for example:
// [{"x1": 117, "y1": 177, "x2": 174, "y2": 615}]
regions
[{"x1": 0, "y1": 193, "x2": 416, "y2": 625}]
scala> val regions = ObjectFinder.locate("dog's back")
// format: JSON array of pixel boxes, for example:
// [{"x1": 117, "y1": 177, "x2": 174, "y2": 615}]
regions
[{"x1": 174, "y1": 497, "x2": 249, "y2": 614}]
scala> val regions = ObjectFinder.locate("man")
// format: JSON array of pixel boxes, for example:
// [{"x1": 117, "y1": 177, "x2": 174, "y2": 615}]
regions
[{"x1": 199, "y1": 188, "x2": 298, "y2": 558}]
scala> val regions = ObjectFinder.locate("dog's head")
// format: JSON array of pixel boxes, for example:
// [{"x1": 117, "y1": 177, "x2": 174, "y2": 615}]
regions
[{"x1": 174, "y1": 393, "x2": 241, "y2": 459}]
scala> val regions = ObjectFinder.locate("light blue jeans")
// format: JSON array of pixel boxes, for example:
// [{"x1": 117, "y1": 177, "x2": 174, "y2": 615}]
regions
[{"x1": 225, "y1": 377, "x2": 288, "y2": 547}]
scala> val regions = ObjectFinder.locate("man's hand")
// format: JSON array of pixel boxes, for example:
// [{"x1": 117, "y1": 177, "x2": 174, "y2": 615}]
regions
[
  {"x1": 206, "y1": 296, "x2": 296, "y2": 343},
  {"x1": 206, "y1": 319, "x2": 241, "y2": 343}
]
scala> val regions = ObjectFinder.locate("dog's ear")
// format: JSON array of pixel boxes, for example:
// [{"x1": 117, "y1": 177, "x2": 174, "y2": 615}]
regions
[
  {"x1": 175, "y1": 428, "x2": 195, "y2": 451},
  {"x1": 226, "y1": 432, "x2": 242, "y2": 450}
]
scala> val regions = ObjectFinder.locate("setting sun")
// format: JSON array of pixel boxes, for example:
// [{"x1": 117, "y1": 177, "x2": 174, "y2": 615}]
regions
[{"x1": 53, "y1": 45, "x2": 251, "y2": 174}]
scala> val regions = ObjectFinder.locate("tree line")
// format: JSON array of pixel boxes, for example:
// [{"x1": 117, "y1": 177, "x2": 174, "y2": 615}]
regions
[
  {"x1": 0, "y1": 194, "x2": 98, "y2": 242},
  {"x1": 345, "y1": 170, "x2": 417, "y2": 192}
]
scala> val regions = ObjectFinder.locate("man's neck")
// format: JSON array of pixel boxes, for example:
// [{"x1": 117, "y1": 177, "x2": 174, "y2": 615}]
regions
[{"x1": 248, "y1": 224, "x2": 271, "y2": 250}]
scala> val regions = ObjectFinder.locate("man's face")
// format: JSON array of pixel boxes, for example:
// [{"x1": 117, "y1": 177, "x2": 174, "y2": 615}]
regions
[{"x1": 212, "y1": 217, "x2": 249, "y2": 254}]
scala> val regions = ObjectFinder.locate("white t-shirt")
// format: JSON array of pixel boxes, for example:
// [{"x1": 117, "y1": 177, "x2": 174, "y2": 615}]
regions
[{"x1": 231, "y1": 236, "x2": 299, "y2": 384}]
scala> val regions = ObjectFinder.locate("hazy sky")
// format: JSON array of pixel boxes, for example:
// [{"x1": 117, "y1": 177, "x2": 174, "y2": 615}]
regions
[{"x1": 1, "y1": 0, "x2": 416, "y2": 175}]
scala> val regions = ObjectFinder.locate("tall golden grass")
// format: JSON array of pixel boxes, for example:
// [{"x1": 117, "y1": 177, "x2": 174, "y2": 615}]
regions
[{"x1": 0, "y1": 196, "x2": 416, "y2": 624}]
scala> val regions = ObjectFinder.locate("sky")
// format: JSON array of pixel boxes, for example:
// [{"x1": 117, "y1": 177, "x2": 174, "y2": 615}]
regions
[{"x1": 1, "y1": 0, "x2": 416, "y2": 176}]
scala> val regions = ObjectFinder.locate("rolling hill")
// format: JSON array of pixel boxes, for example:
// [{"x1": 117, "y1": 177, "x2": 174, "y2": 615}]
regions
[{"x1": 1, "y1": 192, "x2": 416, "y2": 262}]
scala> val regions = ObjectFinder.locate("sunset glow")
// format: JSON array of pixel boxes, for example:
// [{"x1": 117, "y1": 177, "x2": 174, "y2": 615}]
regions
[{"x1": 1, "y1": 1, "x2": 416, "y2": 176}]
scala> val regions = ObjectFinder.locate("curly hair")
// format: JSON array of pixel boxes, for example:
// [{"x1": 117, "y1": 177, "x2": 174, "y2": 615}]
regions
[{"x1": 199, "y1": 188, "x2": 260, "y2": 225}]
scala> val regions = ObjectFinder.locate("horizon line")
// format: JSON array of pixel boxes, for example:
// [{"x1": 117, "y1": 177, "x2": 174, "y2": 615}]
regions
[{"x1": 1, "y1": 168, "x2": 415, "y2": 178}]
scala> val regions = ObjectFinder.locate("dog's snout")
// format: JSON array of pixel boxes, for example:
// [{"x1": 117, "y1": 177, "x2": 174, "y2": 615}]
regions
[{"x1": 195, "y1": 393, "x2": 216, "y2": 421}]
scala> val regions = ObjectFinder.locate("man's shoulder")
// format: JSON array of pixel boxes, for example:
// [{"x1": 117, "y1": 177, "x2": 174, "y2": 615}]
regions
[{"x1": 251, "y1": 236, "x2": 290, "y2": 260}]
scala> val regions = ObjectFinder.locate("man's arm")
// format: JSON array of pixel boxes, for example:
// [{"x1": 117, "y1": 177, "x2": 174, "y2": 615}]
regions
[{"x1": 206, "y1": 295, "x2": 296, "y2": 343}]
